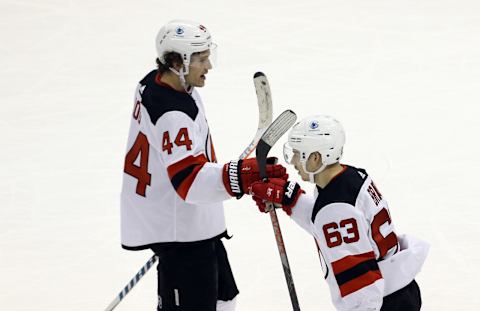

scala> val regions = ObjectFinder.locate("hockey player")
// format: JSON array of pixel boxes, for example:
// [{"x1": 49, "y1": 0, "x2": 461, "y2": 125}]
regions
[
  {"x1": 248, "y1": 115, "x2": 429, "y2": 311},
  {"x1": 120, "y1": 20, "x2": 287, "y2": 311}
]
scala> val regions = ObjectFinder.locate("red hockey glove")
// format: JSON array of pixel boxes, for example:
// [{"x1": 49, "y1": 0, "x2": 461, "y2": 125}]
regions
[
  {"x1": 249, "y1": 178, "x2": 304, "y2": 215},
  {"x1": 252, "y1": 196, "x2": 275, "y2": 213},
  {"x1": 223, "y1": 157, "x2": 288, "y2": 198}
]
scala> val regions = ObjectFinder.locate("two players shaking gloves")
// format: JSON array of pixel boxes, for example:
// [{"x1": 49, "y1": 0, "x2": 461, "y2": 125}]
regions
[{"x1": 223, "y1": 158, "x2": 303, "y2": 215}]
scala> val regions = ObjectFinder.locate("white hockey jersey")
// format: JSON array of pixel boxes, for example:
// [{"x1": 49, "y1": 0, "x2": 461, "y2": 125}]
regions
[
  {"x1": 120, "y1": 70, "x2": 231, "y2": 249},
  {"x1": 290, "y1": 165, "x2": 429, "y2": 311}
]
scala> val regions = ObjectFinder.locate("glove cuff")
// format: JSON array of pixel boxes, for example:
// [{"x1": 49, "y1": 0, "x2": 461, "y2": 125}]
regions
[
  {"x1": 223, "y1": 159, "x2": 244, "y2": 198},
  {"x1": 281, "y1": 181, "x2": 303, "y2": 213}
]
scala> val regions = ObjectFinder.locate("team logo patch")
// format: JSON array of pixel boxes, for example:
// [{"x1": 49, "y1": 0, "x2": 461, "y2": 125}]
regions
[
  {"x1": 310, "y1": 120, "x2": 319, "y2": 129},
  {"x1": 175, "y1": 27, "x2": 185, "y2": 35}
]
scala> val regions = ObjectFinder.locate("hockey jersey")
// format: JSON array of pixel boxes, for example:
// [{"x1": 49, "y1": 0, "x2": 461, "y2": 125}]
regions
[
  {"x1": 290, "y1": 165, "x2": 429, "y2": 311},
  {"x1": 120, "y1": 70, "x2": 231, "y2": 249}
]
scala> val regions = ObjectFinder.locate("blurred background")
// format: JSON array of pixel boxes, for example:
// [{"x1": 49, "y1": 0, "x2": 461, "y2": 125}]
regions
[{"x1": 1, "y1": 0, "x2": 479, "y2": 309}]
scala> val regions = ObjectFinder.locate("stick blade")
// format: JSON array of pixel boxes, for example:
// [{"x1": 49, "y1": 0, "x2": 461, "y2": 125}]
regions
[
  {"x1": 261, "y1": 110, "x2": 297, "y2": 147},
  {"x1": 238, "y1": 72, "x2": 274, "y2": 159},
  {"x1": 253, "y1": 72, "x2": 273, "y2": 130},
  {"x1": 256, "y1": 110, "x2": 297, "y2": 179}
]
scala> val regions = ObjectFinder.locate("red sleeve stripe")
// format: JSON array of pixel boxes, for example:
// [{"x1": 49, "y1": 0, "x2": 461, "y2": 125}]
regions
[
  {"x1": 331, "y1": 251, "x2": 376, "y2": 274},
  {"x1": 167, "y1": 154, "x2": 208, "y2": 200},
  {"x1": 337, "y1": 269, "x2": 382, "y2": 297},
  {"x1": 332, "y1": 251, "x2": 382, "y2": 297}
]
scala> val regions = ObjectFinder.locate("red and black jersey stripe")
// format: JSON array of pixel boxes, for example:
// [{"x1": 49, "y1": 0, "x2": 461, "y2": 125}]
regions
[
  {"x1": 332, "y1": 251, "x2": 382, "y2": 297},
  {"x1": 167, "y1": 154, "x2": 208, "y2": 200}
]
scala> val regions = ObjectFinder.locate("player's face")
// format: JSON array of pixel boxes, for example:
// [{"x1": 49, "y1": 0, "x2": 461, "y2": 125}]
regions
[
  {"x1": 185, "y1": 50, "x2": 212, "y2": 87},
  {"x1": 291, "y1": 150, "x2": 309, "y2": 181}
]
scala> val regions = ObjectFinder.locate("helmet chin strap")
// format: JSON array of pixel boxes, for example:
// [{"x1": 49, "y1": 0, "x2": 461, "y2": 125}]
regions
[
  {"x1": 302, "y1": 161, "x2": 328, "y2": 183},
  {"x1": 169, "y1": 66, "x2": 193, "y2": 93}
]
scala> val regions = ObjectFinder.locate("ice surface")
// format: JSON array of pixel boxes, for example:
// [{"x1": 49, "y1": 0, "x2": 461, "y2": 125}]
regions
[{"x1": 1, "y1": 0, "x2": 479, "y2": 310}]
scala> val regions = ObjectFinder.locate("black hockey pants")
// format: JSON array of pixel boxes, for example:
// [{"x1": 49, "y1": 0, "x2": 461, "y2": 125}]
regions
[
  {"x1": 381, "y1": 279, "x2": 422, "y2": 310},
  {"x1": 151, "y1": 238, "x2": 239, "y2": 311}
]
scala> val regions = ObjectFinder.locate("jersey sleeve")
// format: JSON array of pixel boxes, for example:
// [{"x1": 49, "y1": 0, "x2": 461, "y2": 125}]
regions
[
  {"x1": 147, "y1": 110, "x2": 230, "y2": 204},
  {"x1": 290, "y1": 192, "x2": 316, "y2": 235},
  {"x1": 314, "y1": 202, "x2": 385, "y2": 310}
]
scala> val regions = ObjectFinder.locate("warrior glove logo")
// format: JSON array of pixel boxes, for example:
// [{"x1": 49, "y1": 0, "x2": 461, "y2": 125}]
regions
[
  {"x1": 285, "y1": 181, "x2": 296, "y2": 199},
  {"x1": 282, "y1": 181, "x2": 301, "y2": 208},
  {"x1": 228, "y1": 161, "x2": 241, "y2": 194}
]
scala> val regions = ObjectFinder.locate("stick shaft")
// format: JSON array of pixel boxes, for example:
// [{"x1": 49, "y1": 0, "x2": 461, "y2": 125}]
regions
[
  {"x1": 255, "y1": 109, "x2": 300, "y2": 310},
  {"x1": 269, "y1": 210, "x2": 301, "y2": 311},
  {"x1": 104, "y1": 255, "x2": 158, "y2": 311}
]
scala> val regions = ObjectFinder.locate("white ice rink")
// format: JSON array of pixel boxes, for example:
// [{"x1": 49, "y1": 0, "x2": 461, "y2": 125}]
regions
[{"x1": 1, "y1": 0, "x2": 479, "y2": 310}]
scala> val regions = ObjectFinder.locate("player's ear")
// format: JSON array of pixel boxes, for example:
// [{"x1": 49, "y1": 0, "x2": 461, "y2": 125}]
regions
[
  {"x1": 167, "y1": 55, "x2": 183, "y2": 72},
  {"x1": 312, "y1": 152, "x2": 322, "y2": 165},
  {"x1": 172, "y1": 61, "x2": 183, "y2": 71}
]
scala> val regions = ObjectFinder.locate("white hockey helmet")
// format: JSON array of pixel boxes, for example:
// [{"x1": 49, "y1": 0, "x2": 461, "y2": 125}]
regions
[
  {"x1": 283, "y1": 115, "x2": 345, "y2": 182},
  {"x1": 155, "y1": 20, "x2": 215, "y2": 75}
]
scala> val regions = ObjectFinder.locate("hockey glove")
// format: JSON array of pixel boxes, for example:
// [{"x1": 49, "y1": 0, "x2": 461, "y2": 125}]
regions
[
  {"x1": 223, "y1": 157, "x2": 288, "y2": 198},
  {"x1": 249, "y1": 178, "x2": 304, "y2": 216}
]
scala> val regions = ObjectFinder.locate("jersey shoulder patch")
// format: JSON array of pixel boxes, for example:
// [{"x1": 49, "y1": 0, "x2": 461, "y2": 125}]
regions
[
  {"x1": 139, "y1": 70, "x2": 199, "y2": 125},
  {"x1": 311, "y1": 165, "x2": 368, "y2": 222}
]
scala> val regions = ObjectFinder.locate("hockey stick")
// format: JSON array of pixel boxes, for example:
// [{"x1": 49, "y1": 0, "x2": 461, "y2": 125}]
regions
[
  {"x1": 104, "y1": 255, "x2": 157, "y2": 311},
  {"x1": 256, "y1": 110, "x2": 300, "y2": 311},
  {"x1": 104, "y1": 72, "x2": 273, "y2": 310},
  {"x1": 239, "y1": 72, "x2": 273, "y2": 159}
]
